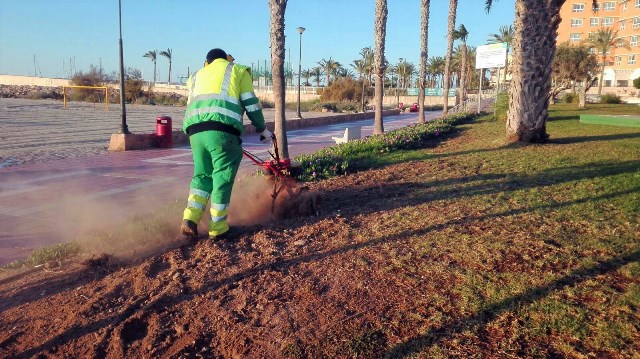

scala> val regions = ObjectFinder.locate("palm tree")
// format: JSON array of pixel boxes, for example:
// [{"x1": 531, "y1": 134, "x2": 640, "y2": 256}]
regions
[
  {"x1": 428, "y1": 56, "x2": 445, "y2": 88},
  {"x1": 453, "y1": 24, "x2": 469, "y2": 109},
  {"x1": 310, "y1": 66, "x2": 323, "y2": 87},
  {"x1": 159, "y1": 48, "x2": 172, "y2": 84},
  {"x1": 269, "y1": 0, "x2": 288, "y2": 158},
  {"x1": 359, "y1": 47, "x2": 374, "y2": 83},
  {"x1": 143, "y1": 50, "x2": 157, "y2": 83},
  {"x1": 301, "y1": 69, "x2": 312, "y2": 86},
  {"x1": 397, "y1": 61, "x2": 416, "y2": 89},
  {"x1": 418, "y1": 0, "x2": 430, "y2": 123},
  {"x1": 373, "y1": 0, "x2": 388, "y2": 135},
  {"x1": 318, "y1": 57, "x2": 338, "y2": 86},
  {"x1": 484, "y1": 0, "x2": 599, "y2": 143},
  {"x1": 442, "y1": 0, "x2": 458, "y2": 116},
  {"x1": 584, "y1": 28, "x2": 630, "y2": 95},
  {"x1": 487, "y1": 25, "x2": 514, "y2": 83}
]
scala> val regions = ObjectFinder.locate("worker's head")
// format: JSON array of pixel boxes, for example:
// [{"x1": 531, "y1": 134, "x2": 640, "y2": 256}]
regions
[{"x1": 205, "y1": 48, "x2": 227, "y2": 64}]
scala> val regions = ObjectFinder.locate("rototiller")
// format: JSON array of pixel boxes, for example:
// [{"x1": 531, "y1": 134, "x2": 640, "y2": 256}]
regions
[{"x1": 242, "y1": 134, "x2": 298, "y2": 212}]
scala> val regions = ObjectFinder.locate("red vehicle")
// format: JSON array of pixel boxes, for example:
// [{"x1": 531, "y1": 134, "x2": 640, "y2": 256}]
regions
[{"x1": 409, "y1": 103, "x2": 419, "y2": 112}]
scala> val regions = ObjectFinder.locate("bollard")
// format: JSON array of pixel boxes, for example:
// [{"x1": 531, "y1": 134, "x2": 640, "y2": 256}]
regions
[{"x1": 155, "y1": 116, "x2": 172, "y2": 148}]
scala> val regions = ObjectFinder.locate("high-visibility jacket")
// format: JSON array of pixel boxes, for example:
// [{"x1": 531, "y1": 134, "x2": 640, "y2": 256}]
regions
[{"x1": 182, "y1": 58, "x2": 265, "y2": 135}]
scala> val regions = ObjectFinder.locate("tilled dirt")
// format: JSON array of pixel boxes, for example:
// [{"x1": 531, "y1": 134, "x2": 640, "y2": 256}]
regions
[{"x1": 0, "y1": 162, "x2": 429, "y2": 358}]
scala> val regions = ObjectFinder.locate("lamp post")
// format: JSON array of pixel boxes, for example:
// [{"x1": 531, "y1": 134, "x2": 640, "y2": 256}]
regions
[
  {"x1": 117, "y1": 0, "x2": 129, "y2": 134},
  {"x1": 396, "y1": 58, "x2": 403, "y2": 106},
  {"x1": 296, "y1": 26, "x2": 305, "y2": 119}
]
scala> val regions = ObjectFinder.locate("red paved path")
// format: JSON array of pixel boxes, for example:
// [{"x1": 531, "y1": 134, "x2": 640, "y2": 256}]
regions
[{"x1": 0, "y1": 112, "x2": 437, "y2": 264}]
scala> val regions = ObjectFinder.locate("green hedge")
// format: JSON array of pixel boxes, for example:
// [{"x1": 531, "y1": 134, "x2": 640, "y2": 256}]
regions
[{"x1": 293, "y1": 112, "x2": 478, "y2": 182}]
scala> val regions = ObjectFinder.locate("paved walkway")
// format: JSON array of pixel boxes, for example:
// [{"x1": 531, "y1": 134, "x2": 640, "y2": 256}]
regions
[{"x1": 0, "y1": 111, "x2": 439, "y2": 265}]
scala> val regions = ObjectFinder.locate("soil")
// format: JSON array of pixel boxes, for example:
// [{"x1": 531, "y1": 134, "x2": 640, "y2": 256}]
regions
[{"x1": 0, "y1": 160, "x2": 426, "y2": 359}]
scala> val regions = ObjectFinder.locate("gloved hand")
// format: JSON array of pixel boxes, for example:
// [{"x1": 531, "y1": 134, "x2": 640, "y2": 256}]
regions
[{"x1": 259, "y1": 129, "x2": 273, "y2": 145}]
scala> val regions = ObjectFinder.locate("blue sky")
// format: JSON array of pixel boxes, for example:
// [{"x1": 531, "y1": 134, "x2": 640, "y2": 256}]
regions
[{"x1": 0, "y1": 0, "x2": 515, "y2": 82}]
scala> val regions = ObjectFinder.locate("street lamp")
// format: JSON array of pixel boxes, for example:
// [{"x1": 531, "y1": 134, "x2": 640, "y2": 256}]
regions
[
  {"x1": 117, "y1": 0, "x2": 129, "y2": 134},
  {"x1": 296, "y1": 26, "x2": 305, "y2": 119},
  {"x1": 396, "y1": 58, "x2": 403, "y2": 106}
]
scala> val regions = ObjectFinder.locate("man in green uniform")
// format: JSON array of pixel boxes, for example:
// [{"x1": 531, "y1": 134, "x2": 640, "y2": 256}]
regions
[{"x1": 181, "y1": 48, "x2": 272, "y2": 241}]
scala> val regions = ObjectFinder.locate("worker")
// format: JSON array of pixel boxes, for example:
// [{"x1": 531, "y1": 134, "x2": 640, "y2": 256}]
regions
[{"x1": 181, "y1": 48, "x2": 272, "y2": 241}]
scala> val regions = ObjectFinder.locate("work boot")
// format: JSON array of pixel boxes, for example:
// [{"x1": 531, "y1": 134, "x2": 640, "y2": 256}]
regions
[
  {"x1": 181, "y1": 220, "x2": 199, "y2": 240},
  {"x1": 209, "y1": 226, "x2": 244, "y2": 242}
]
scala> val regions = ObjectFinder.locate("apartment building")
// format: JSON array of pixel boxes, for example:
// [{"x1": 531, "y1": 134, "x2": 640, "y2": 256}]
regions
[{"x1": 558, "y1": 0, "x2": 640, "y2": 88}]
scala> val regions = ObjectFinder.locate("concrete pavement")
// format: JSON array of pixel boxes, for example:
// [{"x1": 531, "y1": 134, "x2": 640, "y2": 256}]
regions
[{"x1": 0, "y1": 111, "x2": 440, "y2": 265}]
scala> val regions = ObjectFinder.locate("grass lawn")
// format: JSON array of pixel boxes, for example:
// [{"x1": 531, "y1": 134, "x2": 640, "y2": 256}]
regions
[{"x1": 361, "y1": 103, "x2": 640, "y2": 356}]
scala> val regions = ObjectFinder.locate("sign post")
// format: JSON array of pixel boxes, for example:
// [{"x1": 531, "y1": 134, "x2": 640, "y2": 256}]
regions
[{"x1": 475, "y1": 42, "x2": 507, "y2": 115}]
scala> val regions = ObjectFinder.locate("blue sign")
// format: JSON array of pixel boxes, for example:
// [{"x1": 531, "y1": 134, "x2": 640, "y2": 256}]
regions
[{"x1": 406, "y1": 88, "x2": 457, "y2": 96}]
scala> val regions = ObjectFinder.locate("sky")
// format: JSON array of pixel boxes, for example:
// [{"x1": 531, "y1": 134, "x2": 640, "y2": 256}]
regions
[{"x1": 0, "y1": 0, "x2": 515, "y2": 83}]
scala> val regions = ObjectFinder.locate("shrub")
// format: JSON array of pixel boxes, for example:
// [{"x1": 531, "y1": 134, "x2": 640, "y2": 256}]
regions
[
  {"x1": 293, "y1": 112, "x2": 478, "y2": 182},
  {"x1": 320, "y1": 77, "x2": 372, "y2": 103},
  {"x1": 70, "y1": 64, "x2": 107, "y2": 103},
  {"x1": 260, "y1": 99, "x2": 274, "y2": 108},
  {"x1": 633, "y1": 77, "x2": 640, "y2": 90},
  {"x1": 495, "y1": 92, "x2": 509, "y2": 121},
  {"x1": 562, "y1": 92, "x2": 579, "y2": 104},
  {"x1": 600, "y1": 93, "x2": 622, "y2": 104}
]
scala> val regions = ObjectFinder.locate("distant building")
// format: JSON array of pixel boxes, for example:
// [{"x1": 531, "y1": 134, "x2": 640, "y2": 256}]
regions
[{"x1": 558, "y1": 0, "x2": 640, "y2": 88}]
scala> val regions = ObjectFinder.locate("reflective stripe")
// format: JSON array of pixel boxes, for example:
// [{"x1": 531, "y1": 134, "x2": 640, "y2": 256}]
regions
[
  {"x1": 211, "y1": 203, "x2": 229, "y2": 210},
  {"x1": 185, "y1": 106, "x2": 242, "y2": 122},
  {"x1": 188, "y1": 200, "x2": 206, "y2": 210},
  {"x1": 245, "y1": 103, "x2": 262, "y2": 112},
  {"x1": 192, "y1": 93, "x2": 240, "y2": 106},
  {"x1": 188, "y1": 72, "x2": 198, "y2": 105},
  {"x1": 211, "y1": 214, "x2": 228, "y2": 222},
  {"x1": 190, "y1": 188, "x2": 210, "y2": 198},
  {"x1": 221, "y1": 63, "x2": 234, "y2": 93},
  {"x1": 240, "y1": 91, "x2": 257, "y2": 101}
]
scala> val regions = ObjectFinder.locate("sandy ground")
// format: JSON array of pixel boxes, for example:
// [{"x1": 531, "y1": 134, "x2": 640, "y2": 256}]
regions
[{"x1": 0, "y1": 98, "x2": 331, "y2": 167}]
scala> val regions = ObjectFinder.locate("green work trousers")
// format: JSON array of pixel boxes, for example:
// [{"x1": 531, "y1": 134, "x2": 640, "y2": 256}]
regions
[{"x1": 183, "y1": 130, "x2": 242, "y2": 236}]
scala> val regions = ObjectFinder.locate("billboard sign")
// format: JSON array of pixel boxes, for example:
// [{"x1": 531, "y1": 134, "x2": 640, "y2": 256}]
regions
[{"x1": 476, "y1": 42, "x2": 507, "y2": 69}]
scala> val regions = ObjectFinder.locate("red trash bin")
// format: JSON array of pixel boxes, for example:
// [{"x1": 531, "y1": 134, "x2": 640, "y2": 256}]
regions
[{"x1": 156, "y1": 116, "x2": 172, "y2": 148}]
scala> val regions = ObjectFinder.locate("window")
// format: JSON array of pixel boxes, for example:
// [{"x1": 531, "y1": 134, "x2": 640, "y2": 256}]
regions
[
  {"x1": 622, "y1": 2, "x2": 627, "y2": 11},
  {"x1": 634, "y1": 17, "x2": 640, "y2": 28},
  {"x1": 573, "y1": 3, "x2": 585, "y2": 12},
  {"x1": 603, "y1": 2, "x2": 615, "y2": 11},
  {"x1": 617, "y1": 80, "x2": 629, "y2": 87},
  {"x1": 636, "y1": 0, "x2": 640, "y2": 8},
  {"x1": 602, "y1": 17, "x2": 614, "y2": 26},
  {"x1": 620, "y1": 20, "x2": 626, "y2": 30},
  {"x1": 571, "y1": 18, "x2": 583, "y2": 27},
  {"x1": 615, "y1": 56, "x2": 622, "y2": 65},
  {"x1": 629, "y1": 54, "x2": 637, "y2": 65},
  {"x1": 631, "y1": 36, "x2": 639, "y2": 46},
  {"x1": 570, "y1": 33, "x2": 582, "y2": 41},
  {"x1": 590, "y1": 18, "x2": 599, "y2": 26}
]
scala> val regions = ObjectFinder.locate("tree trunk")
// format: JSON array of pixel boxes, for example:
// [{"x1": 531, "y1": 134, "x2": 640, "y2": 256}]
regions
[
  {"x1": 269, "y1": 0, "x2": 289, "y2": 158},
  {"x1": 578, "y1": 79, "x2": 587, "y2": 108},
  {"x1": 373, "y1": 0, "x2": 388, "y2": 135},
  {"x1": 598, "y1": 56, "x2": 605, "y2": 95},
  {"x1": 459, "y1": 42, "x2": 467, "y2": 111},
  {"x1": 506, "y1": 0, "x2": 564, "y2": 143},
  {"x1": 418, "y1": 0, "x2": 430, "y2": 123},
  {"x1": 442, "y1": 0, "x2": 457, "y2": 116},
  {"x1": 168, "y1": 61, "x2": 172, "y2": 84}
]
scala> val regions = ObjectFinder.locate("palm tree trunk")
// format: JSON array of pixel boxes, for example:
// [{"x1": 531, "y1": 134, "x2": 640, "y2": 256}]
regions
[
  {"x1": 168, "y1": 61, "x2": 172, "y2": 84},
  {"x1": 373, "y1": 0, "x2": 388, "y2": 135},
  {"x1": 459, "y1": 42, "x2": 467, "y2": 111},
  {"x1": 418, "y1": 0, "x2": 430, "y2": 123},
  {"x1": 506, "y1": 0, "x2": 563, "y2": 143},
  {"x1": 598, "y1": 56, "x2": 606, "y2": 95},
  {"x1": 442, "y1": 0, "x2": 457, "y2": 116},
  {"x1": 269, "y1": 0, "x2": 289, "y2": 158}
]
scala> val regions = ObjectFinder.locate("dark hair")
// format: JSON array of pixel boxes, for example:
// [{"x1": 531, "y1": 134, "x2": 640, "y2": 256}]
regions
[{"x1": 206, "y1": 48, "x2": 227, "y2": 64}]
